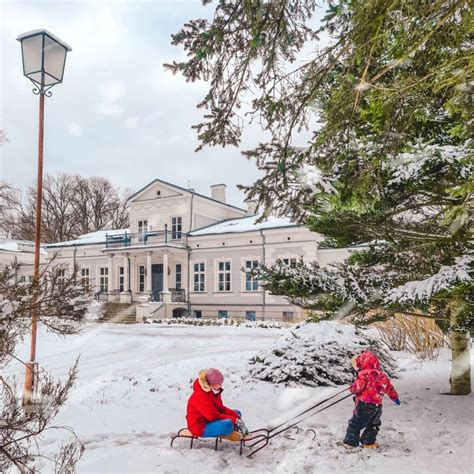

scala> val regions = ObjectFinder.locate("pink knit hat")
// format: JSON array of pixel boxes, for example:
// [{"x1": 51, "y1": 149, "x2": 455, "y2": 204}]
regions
[{"x1": 205, "y1": 368, "x2": 224, "y2": 385}]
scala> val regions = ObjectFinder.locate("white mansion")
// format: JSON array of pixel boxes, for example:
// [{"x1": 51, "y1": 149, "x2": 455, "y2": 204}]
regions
[{"x1": 2, "y1": 179, "x2": 350, "y2": 322}]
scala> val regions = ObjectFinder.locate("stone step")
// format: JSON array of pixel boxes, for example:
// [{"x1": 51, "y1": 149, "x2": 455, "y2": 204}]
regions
[
  {"x1": 103, "y1": 310, "x2": 136, "y2": 317},
  {"x1": 101, "y1": 303, "x2": 137, "y2": 323}
]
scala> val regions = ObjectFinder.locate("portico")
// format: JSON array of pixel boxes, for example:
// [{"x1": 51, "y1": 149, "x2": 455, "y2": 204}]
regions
[{"x1": 103, "y1": 242, "x2": 189, "y2": 304}]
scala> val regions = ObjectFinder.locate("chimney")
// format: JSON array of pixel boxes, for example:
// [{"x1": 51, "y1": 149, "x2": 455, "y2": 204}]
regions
[
  {"x1": 210, "y1": 184, "x2": 226, "y2": 203},
  {"x1": 245, "y1": 199, "x2": 258, "y2": 216}
]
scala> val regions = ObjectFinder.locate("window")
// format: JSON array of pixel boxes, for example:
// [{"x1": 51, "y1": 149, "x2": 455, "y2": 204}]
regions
[
  {"x1": 139, "y1": 265, "x2": 145, "y2": 292},
  {"x1": 81, "y1": 267, "x2": 90, "y2": 287},
  {"x1": 246, "y1": 311, "x2": 256, "y2": 321},
  {"x1": 282, "y1": 258, "x2": 297, "y2": 267},
  {"x1": 244, "y1": 260, "x2": 259, "y2": 291},
  {"x1": 218, "y1": 310, "x2": 228, "y2": 319},
  {"x1": 193, "y1": 262, "x2": 205, "y2": 292},
  {"x1": 175, "y1": 263, "x2": 182, "y2": 290},
  {"x1": 19, "y1": 275, "x2": 34, "y2": 283},
  {"x1": 118, "y1": 266, "x2": 124, "y2": 292},
  {"x1": 138, "y1": 220, "x2": 148, "y2": 241},
  {"x1": 218, "y1": 261, "x2": 231, "y2": 292},
  {"x1": 172, "y1": 217, "x2": 182, "y2": 239},
  {"x1": 57, "y1": 268, "x2": 66, "y2": 287},
  {"x1": 283, "y1": 311, "x2": 294, "y2": 322},
  {"x1": 193, "y1": 310, "x2": 202, "y2": 319},
  {"x1": 99, "y1": 267, "x2": 108, "y2": 293}
]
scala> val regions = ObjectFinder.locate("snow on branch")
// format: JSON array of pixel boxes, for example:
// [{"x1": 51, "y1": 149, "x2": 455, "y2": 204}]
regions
[
  {"x1": 386, "y1": 144, "x2": 472, "y2": 186},
  {"x1": 384, "y1": 255, "x2": 473, "y2": 305},
  {"x1": 297, "y1": 164, "x2": 336, "y2": 195}
]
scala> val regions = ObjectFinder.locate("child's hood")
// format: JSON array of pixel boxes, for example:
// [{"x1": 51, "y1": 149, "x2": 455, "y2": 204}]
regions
[
  {"x1": 193, "y1": 369, "x2": 224, "y2": 394},
  {"x1": 356, "y1": 351, "x2": 380, "y2": 370},
  {"x1": 192, "y1": 370, "x2": 211, "y2": 393}
]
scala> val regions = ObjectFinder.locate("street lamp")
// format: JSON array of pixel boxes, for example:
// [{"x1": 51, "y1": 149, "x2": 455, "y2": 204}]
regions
[{"x1": 17, "y1": 29, "x2": 71, "y2": 404}]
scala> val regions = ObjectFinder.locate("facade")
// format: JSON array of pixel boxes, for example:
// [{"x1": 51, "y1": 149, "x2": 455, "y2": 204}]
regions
[
  {"x1": 1, "y1": 178, "x2": 351, "y2": 322},
  {"x1": 0, "y1": 238, "x2": 46, "y2": 282}
]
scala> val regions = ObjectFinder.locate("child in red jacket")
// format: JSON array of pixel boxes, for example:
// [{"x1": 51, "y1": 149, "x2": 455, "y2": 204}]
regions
[
  {"x1": 186, "y1": 368, "x2": 248, "y2": 440},
  {"x1": 343, "y1": 351, "x2": 400, "y2": 448}
]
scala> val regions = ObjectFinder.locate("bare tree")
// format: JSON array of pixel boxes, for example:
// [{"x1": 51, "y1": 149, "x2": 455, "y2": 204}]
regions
[
  {"x1": 0, "y1": 260, "x2": 91, "y2": 472},
  {"x1": 72, "y1": 177, "x2": 130, "y2": 234},
  {"x1": 9, "y1": 173, "x2": 130, "y2": 243},
  {"x1": 109, "y1": 187, "x2": 132, "y2": 230},
  {"x1": 0, "y1": 181, "x2": 20, "y2": 237}
]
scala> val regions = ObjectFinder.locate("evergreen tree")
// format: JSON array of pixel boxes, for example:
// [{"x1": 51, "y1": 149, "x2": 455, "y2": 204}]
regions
[{"x1": 168, "y1": 0, "x2": 473, "y2": 394}]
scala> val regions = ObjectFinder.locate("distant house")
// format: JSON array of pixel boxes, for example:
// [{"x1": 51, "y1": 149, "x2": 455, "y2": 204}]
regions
[
  {"x1": 0, "y1": 238, "x2": 46, "y2": 282},
  {"x1": 2, "y1": 179, "x2": 351, "y2": 322}
]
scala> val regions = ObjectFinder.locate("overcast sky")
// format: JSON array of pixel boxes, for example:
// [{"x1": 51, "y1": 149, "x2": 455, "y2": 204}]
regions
[{"x1": 1, "y1": 0, "x2": 324, "y2": 208}]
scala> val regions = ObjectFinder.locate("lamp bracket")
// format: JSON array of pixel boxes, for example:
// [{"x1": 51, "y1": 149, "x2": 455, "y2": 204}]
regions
[{"x1": 28, "y1": 77, "x2": 54, "y2": 97}]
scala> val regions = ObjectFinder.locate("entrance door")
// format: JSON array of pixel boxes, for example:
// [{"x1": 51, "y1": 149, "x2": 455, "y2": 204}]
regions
[{"x1": 151, "y1": 264, "x2": 163, "y2": 301}]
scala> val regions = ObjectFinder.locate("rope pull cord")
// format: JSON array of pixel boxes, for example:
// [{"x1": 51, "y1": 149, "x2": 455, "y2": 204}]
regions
[
  {"x1": 246, "y1": 389, "x2": 353, "y2": 458},
  {"x1": 265, "y1": 386, "x2": 350, "y2": 435},
  {"x1": 268, "y1": 392, "x2": 353, "y2": 440}
]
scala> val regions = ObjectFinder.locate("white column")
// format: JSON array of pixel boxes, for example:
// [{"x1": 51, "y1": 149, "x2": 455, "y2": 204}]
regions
[
  {"x1": 163, "y1": 251, "x2": 169, "y2": 292},
  {"x1": 107, "y1": 253, "x2": 116, "y2": 302},
  {"x1": 162, "y1": 251, "x2": 171, "y2": 302},
  {"x1": 123, "y1": 253, "x2": 130, "y2": 292},
  {"x1": 146, "y1": 251, "x2": 152, "y2": 294},
  {"x1": 120, "y1": 253, "x2": 132, "y2": 303}
]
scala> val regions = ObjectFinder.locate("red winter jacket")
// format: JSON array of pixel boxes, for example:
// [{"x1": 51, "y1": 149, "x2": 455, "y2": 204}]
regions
[
  {"x1": 350, "y1": 352, "x2": 398, "y2": 406},
  {"x1": 186, "y1": 370, "x2": 239, "y2": 436}
]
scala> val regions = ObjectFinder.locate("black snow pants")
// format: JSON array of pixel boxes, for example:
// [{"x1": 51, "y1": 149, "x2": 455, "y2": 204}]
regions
[{"x1": 343, "y1": 401, "x2": 382, "y2": 446}]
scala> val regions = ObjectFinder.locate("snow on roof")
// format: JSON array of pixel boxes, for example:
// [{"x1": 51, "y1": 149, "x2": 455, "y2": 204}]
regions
[
  {"x1": 46, "y1": 229, "x2": 128, "y2": 248},
  {"x1": 0, "y1": 238, "x2": 47, "y2": 255},
  {"x1": 189, "y1": 215, "x2": 298, "y2": 236},
  {"x1": 16, "y1": 29, "x2": 72, "y2": 51}
]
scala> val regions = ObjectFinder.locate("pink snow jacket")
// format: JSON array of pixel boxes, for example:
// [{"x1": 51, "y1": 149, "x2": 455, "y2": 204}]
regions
[{"x1": 350, "y1": 352, "x2": 398, "y2": 406}]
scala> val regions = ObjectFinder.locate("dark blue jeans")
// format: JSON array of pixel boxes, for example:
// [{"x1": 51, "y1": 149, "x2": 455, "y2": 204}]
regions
[{"x1": 202, "y1": 410, "x2": 241, "y2": 437}]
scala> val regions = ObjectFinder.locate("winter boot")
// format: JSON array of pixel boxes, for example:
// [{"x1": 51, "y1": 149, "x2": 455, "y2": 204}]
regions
[
  {"x1": 341, "y1": 442, "x2": 359, "y2": 449},
  {"x1": 222, "y1": 431, "x2": 243, "y2": 442},
  {"x1": 361, "y1": 442, "x2": 379, "y2": 449}
]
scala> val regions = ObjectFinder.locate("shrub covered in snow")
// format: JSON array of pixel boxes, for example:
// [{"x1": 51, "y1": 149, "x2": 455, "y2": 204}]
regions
[
  {"x1": 84, "y1": 300, "x2": 104, "y2": 320},
  {"x1": 248, "y1": 321, "x2": 398, "y2": 386},
  {"x1": 145, "y1": 317, "x2": 285, "y2": 329}
]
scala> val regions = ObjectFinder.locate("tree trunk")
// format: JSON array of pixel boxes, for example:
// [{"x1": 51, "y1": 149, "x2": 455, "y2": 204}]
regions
[
  {"x1": 449, "y1": 298, "x2": 471, "y2": 395},
  {"x1": 450, "y1": 331, "x2": 471, "y2": 395}
]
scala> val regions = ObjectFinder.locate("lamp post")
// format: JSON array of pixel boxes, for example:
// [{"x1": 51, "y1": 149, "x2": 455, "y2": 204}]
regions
[{"x1": 17, "y1": 29, "x2": 71, "y2": 404}]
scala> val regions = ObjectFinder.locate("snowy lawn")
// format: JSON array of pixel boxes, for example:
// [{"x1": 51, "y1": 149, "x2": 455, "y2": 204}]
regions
[{"x1": 8, "y1": 323, "x2": 473, "y2": 473}]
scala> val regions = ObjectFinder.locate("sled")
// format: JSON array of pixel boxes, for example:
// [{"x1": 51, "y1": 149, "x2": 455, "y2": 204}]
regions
[
  {"x1": 171, "y1": 388, "x2": 353, "y2": 458},
  {"x1": 170, "y1": 428, "x2": 268, "y2": 456}
]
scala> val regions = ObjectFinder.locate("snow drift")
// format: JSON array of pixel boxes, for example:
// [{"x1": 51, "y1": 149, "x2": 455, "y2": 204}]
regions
[{"x1": 248, "y1": 321, "x2": 398, "y2": 386}]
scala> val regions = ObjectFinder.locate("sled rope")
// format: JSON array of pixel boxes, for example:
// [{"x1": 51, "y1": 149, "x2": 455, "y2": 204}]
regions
[
  {"x1": 247, "y1": 390, "x2": 353, "y2": 458},
  {"x1": 266, "y1": 386, "x2": 350, "y2": 435}
]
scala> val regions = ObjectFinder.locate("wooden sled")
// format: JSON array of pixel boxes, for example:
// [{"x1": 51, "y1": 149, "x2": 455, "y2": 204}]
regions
[{"x1": 170, "y1": 428, "x2": 269, "y2": 456}]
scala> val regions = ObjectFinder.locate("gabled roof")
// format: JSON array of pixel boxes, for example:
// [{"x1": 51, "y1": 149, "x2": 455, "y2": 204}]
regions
[
  {"x1": 127, "y1": 178, "x2": 246, "y2": 212},
  {"x1": 189, "y1": 214, "x2": 300, "y2": 236}
]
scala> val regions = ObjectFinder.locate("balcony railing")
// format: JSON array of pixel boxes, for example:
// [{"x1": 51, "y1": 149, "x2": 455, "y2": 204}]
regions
[
  {"x1": 151, "y1": 289, "x2": 187, "y2": 303},
  {"x1": 105, "y1": 227, "x2": 188, "y2": 249}
]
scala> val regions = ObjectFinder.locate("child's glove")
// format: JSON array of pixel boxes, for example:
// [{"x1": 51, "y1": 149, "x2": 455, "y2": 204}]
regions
[
  {"x1": 394, "y1": 399, "x2": 401, "y2": 405},
  {"x1": 235, "y1": 417, "x2": 249, "y2": 436}
]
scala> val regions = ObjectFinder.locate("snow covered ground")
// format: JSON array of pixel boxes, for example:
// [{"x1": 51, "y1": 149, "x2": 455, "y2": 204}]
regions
[{"x1": 8, "y1": 323, "x2": 473, "y2": 473}]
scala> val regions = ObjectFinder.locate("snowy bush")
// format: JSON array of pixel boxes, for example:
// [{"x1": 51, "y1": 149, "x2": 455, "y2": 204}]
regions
[
  {"x1": 248, "y1": 321, "x2": 398, "y2": 386},
  {"x1": 144, "y1": 317, "x2": 285, "y2": 329},
  {"x1": 84, "y1": 300, "x2": 104, "y2": 321}
]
